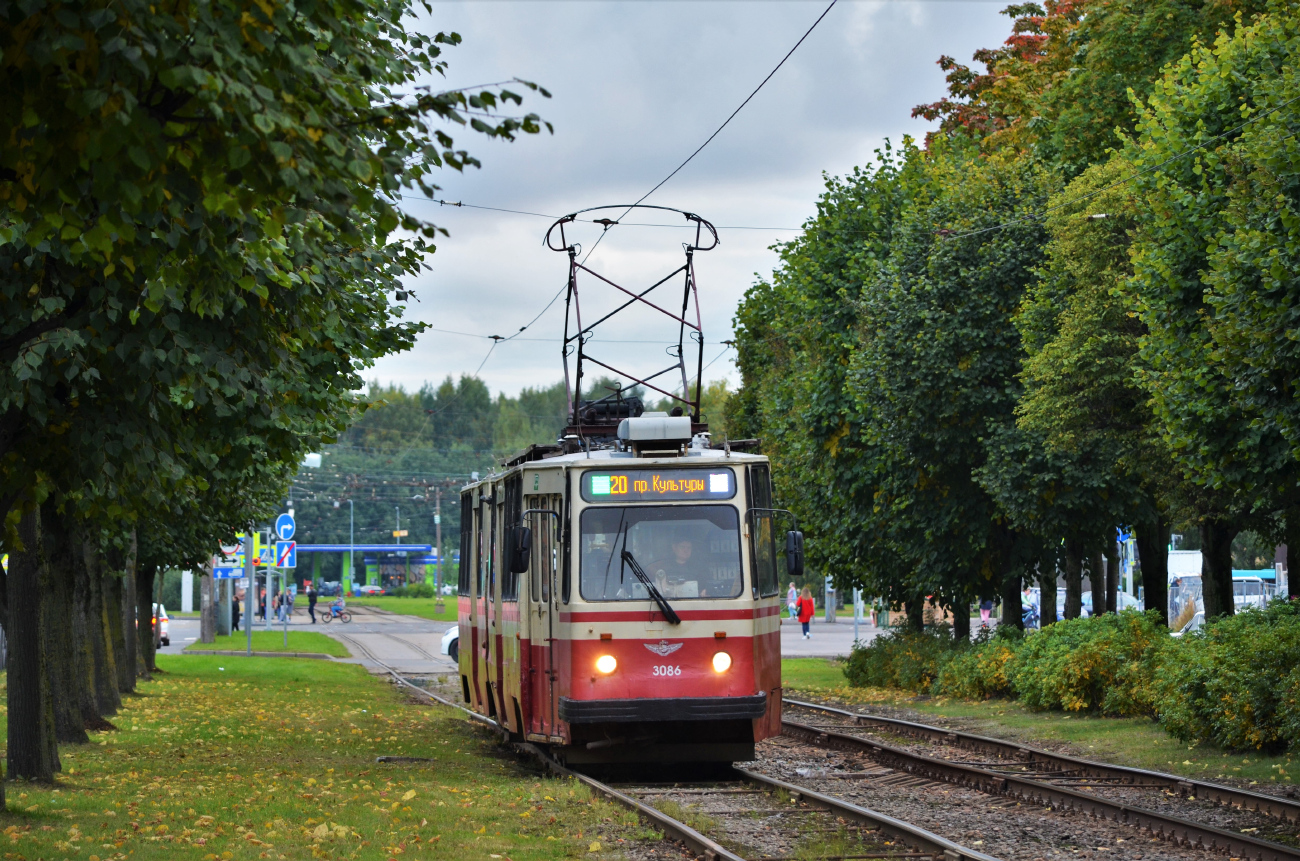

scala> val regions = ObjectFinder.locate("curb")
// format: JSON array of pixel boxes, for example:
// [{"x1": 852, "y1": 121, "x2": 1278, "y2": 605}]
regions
[{"x1": 181, "y1": 649, "x2": 335, "y2": 660}]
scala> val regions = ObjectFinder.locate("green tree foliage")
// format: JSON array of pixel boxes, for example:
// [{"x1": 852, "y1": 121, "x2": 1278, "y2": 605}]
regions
[
  {"x1": 1129, "y1": 11, "x2": 1300, "y2": 493},
  {"x1": 731, "y1": 141, "x2": 931, "y2": 614},
  {"x1": 0, "y1": 0, "x2": 549, "y2": 544},
  {"x1": 733, "y1": 139, "x2": 1054, "y2": 631},
  {"x1": 847, "y1": 146, "x2": 1055, "y2": 619},
  {"x1": 916, "y1": 0, "x2": 1270, "y2": 171}
]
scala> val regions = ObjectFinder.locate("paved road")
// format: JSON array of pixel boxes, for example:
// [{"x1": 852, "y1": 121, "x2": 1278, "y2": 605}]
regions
[{"x1": 779, "y1": 614, "x2": 880, "y2": 658}]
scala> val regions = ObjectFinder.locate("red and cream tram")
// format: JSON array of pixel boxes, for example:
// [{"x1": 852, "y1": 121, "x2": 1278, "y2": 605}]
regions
[{"x1": 454, "y1": 415, "x2": 803, "y2": 763}]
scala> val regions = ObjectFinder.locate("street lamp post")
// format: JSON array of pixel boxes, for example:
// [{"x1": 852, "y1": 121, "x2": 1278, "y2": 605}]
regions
[{"x1": 435, "y1": 488, "x2": 444, "y2": 614}]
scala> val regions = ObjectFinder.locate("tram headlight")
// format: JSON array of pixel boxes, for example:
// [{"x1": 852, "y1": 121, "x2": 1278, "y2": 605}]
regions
[
  {"x1": 595, "y1": 654, "x2": 618, "y2": 674},
  {"x1": 712, "y1": 652, "x2": 732, "y2": 673}
]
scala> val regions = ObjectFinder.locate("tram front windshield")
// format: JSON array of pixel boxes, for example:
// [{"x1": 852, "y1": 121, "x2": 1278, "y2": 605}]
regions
[{"x1": 579, "y1": 506, "x2": 743, "y2": 601}]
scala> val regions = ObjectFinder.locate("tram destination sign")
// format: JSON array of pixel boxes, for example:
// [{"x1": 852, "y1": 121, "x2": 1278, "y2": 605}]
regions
[{"x1": 581, "y1": 467, "x2": 736, "y2": 502}]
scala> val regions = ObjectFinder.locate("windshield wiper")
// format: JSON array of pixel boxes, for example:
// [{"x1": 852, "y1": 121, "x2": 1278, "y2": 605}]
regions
[{"x1": 620, "y1": 550, "x2": 681, "y2": 625}]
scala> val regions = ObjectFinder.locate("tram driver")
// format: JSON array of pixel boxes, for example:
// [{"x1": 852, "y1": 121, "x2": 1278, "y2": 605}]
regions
[{"x1": 650, "y1": 529, "x2": 697, "y2": 598}]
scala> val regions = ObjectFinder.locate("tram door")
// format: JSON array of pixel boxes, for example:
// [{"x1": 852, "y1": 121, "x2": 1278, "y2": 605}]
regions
[
  {"x1": 488, "y1": 481, "x2": 507, "y2": 721},
  {"x1": 523, "y1": 491, "x2": 562, "y2": 737},
  {"x1": 471, "y1": 490, "x2": 488, "y2": 711}
]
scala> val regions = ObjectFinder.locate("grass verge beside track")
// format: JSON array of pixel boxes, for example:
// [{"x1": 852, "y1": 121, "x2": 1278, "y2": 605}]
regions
[
  {"x1": 186, "y1": 631, "x2": 352, "y2": 657},
  {"x1": 347, "y1": 597, "x2": 457, "y2": 622},
  {"x1": 782, "y1": 656, "x2": 1298, "y2": 789},
  {"x1": 0, "y1": 655, "x2": 648, "y2": 860}
]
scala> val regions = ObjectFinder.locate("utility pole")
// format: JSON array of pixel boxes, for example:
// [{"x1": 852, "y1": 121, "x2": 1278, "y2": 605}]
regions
[
  {"x1": 245, "y1": 524, "x2": 255, "y2": 655},
  {"x1": 395, "y1": 506, "x2": 401, "y2": 545},
  {"x1": 435, "y1": 488, "x2": 445, "y2": 614}
]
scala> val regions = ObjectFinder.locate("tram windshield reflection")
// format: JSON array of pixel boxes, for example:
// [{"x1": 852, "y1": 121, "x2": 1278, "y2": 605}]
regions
[{"x1": 579, "y1": 505, "x2": 743, "y2": 602}]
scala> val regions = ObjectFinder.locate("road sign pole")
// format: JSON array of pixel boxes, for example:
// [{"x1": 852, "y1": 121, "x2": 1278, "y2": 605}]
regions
[{"x1": 282, "y1": 567, "x2": 288, "y2": 649}]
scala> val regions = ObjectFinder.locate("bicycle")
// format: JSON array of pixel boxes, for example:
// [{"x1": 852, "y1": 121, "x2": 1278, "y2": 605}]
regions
[{"x1": 319, "y1": 603, "x2": 352, "y2": 624}]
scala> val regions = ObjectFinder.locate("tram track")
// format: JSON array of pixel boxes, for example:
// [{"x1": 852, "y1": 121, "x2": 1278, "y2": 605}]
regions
[
  {"x1": 338, "y1": 640, "x2": 1001, "y2": 861},
  {"x1": 777, "y1": 698, "x2": 1300, "y2": 861}
]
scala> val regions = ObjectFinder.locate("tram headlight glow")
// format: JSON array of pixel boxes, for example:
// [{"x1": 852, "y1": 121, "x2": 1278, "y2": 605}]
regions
[
  {"x1": 712, "y1": 652, "x2": 733, "y2": 673},
  {"x1": 595, "y1": 654, "x2": 618, "y2": 674}
]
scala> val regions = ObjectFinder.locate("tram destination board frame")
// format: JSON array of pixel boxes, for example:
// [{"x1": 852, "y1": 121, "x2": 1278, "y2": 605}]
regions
[{"x1": 581, "y1": 467, "x2": 736, "y2": 502}]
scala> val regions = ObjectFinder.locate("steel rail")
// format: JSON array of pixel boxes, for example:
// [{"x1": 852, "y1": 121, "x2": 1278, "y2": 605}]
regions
[
  {"x1": 785, "y1": 698, "x2": 1300, "y2": 823},
  {"x1": 782, "y1": 717, "x2": 1300, "y2": 861},
  {"x1": 734, "y1": 769, "x2": 1001, "y2": 861}
]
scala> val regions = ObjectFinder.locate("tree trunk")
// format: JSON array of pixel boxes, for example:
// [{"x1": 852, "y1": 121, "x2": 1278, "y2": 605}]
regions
[
  {"x1": 1105, "y1": 533, "x2": 1120, "y2": 614},
  {"x1": 199, "y1": 567, "x2": 215, "y2": 644},
  {"x1": 122, "y1": 544, "x2": 138, "y2": 689},
  {"x1": 1201, "y1": 519, "x2": 1238, "y2": 619},
  {"x1": 1064, "y1": 542, "x2": 1083, "y2": 619},
  {"x1": 8, "y1": 506, "x2": 60, "y2": 781},
  {"x1": 106, "y1": 573, "x2": 129, "y2": 693},
  {"x1": 1284, "y1": 508, "x2": 1300, "y2": 600},
  {"x1": 1089, "y1": 550, "x2": 1105, "y2": 615},
  {"x1": 951, "y1": 598, "x2": 970, "y2": 643},
  {"x1": 1001, "y1": 572, "x2": 1023, "y2": 631},
  {"x1": 137, "y1": 563, "x2": 157, "y2": 676},
  {"x1": 76, "y1": 537, "x2": 106, "y2": 728},
  {"x1": 1038, "y1": 562, "x2": 1058, "y2": 627},
  {"x1": 1136, "y1": 514, "x2": 1169, "y2": 625},
  {"x1": 88, "y1": 546, "x2": 121, "y2": 715},
  {"x1": 40, "y1": 503, "x2": 89, "y2": 744},
  {"x1": 904, "y1": 594, "x2": 925, "y2": 633}
]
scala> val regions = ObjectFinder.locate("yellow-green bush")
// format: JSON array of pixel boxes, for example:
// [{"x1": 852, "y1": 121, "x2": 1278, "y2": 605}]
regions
[
  {"x1": 1156, "y1": 600, "x2": 1300, "y2": 752},
  {"x1": 934, "y1": 627, "x2": 1022, "y2": 700},
  {"x1": 843, "y1": 626, "x2": 958, "y2": 692},
  {"x1": 1007, "y1": 611, "x2": 1165, "y2": 716}
]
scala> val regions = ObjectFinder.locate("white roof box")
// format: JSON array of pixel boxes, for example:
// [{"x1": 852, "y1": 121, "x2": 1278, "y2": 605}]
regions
[{"x1": 617, "y1": 415, "x2": 691, "y2": 443}]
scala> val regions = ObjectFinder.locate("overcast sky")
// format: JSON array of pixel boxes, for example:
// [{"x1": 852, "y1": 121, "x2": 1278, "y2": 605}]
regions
[{"x1": 369, "y1": 0, "x2": 1012, "y2": 400}]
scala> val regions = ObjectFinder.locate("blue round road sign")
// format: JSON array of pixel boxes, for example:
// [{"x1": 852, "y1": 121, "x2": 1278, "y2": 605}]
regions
[{"x1": 275, "y1": 512, "x2": 296, "y2": 541}]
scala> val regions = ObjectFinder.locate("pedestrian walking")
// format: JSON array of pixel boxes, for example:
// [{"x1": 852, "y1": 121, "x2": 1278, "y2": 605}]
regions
[
  {"x1": 786, "y1": 582, "x2": 798, "y2": 623},
  {"x1": 232, "y1": 587, "x2": 243, "y2": 632},
  {"x1": 796, "y1": 587, "x2": 815, "y2": 639},
  {"x1": 286, "y1": 586, "x2": 296, "y2": 619},
  {"x1": 307, "y1": 583, "x2": 318, "y2": 624},
  {"x1": 979, "y1": 598, "x2": 994, "y2": 627}
]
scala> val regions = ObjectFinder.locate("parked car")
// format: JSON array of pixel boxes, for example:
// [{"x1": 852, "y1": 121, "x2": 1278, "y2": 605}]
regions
[
  {"x1": 152, "y1": 603, "x2": 170, "y2": 646},
  {"x1": 440, "y1": 583, "x2": 456, "y2": 596},
  {"x1": 357, "y1": 584, "x2": 386, "y2": 595},
  {"x1": 318, "y1": 581, "x2": 342, "y2": 597},
  {"x1": 1081, "y1": 591, "x2": 1142, "y2": 615},
  {"x1": 441, "y1": 625, "x2": 459, "y2": 663}
]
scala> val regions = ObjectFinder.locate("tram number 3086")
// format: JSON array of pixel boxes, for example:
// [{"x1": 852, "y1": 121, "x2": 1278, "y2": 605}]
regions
[{"x1": 651, "y1": 665, "x2": 682, "y2": 677}]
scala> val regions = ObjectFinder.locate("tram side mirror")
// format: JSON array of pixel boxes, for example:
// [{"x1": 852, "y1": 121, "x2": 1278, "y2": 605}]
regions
[
  {"x1": 509, "y1": 526, "x2": 533, "y2": 575},
  {"x1": 785, "y1": 531, "x2": 805, "y2": 579}
]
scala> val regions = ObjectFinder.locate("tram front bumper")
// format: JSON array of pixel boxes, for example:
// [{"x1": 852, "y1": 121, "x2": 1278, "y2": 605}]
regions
[{"x1": 558, "y1": 692, "x2": 767, "y2": 724}]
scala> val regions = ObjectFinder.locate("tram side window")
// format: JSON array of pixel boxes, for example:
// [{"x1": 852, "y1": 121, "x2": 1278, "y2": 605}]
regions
[
  {"x1": 748, "y1": 464, "x2": 780, "y2": 597},
  {"x1": 528, "y1": 500, "x2": 553, "y2": 603},
  {"x1": 476, "y1": 503, "x2": 487, "y2": 594},
  {"x1": 458, "y1": 492, "x2": 472, "y2": 596}
]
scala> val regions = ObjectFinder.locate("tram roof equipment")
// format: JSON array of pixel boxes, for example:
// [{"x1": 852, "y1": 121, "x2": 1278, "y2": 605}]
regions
[{"x1": 546, "y1": 205, "x2": 719, "y2": 446}]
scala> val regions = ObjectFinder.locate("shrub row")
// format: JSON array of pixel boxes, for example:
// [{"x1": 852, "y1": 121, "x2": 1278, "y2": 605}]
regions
[
  {"x1": 386, "y1": 582, "x2": 437, "y2": 598},
  {"x1": 843, "y1": 602, "x2": 1300, "y2": 752}
]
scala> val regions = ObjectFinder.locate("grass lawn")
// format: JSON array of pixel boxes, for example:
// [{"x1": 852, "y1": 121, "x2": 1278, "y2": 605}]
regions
[
  {"x1": 185, "y1": 631, "x2": 351, "y2": 657},
  {"x1": 0, "y1": 655, "x2": 648, "y2": 860},
  {"x1": 781, "y1": 657, "x2": 1299, "y2": 789},
  {"x1": 347, "y1": 596, "x2": 457, "y2": 622}
]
